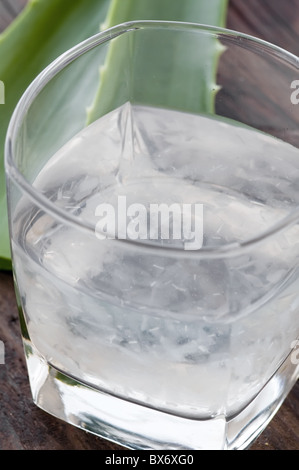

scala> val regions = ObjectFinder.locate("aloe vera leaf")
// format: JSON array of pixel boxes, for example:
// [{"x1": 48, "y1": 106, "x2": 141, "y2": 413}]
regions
[
  {"x1": 87, "y1": 0, "x2": 229, "y2": 124},
  {"x1": 102, "y1": 0, "x2": 228, "y2": 30},
  {"x1": 0, "y1": 0, "x2": 110, "y2": 270}
]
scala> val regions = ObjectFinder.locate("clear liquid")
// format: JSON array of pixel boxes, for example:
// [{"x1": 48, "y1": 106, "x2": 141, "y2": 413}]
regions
[{"x1": 13, "y1": 104, "x2": 299, "y2": 419}]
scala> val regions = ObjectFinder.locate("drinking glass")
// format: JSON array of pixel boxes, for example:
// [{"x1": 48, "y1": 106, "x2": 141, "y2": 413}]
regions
[{"x1": 5, "y1": 21, "x2": 299, "y2": 450}]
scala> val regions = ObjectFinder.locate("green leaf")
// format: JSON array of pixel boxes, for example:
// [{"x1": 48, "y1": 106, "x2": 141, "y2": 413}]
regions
[
  {"x1": 87, "y1": 0, "x2": 229, "y2": 123},
  {"x1": 0, "y1": 0, "x2": 111, "y2": 270}
]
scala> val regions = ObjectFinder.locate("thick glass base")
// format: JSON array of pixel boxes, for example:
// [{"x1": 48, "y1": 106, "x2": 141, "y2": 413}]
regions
[{"x1": 22, "y1": 333, "x2": 299, "y2": 450}]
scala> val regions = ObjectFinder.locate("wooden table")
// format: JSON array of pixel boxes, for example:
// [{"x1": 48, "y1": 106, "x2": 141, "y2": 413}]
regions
[{"x1": 0, "y1": 0, "x2": 298, "y2": 450}]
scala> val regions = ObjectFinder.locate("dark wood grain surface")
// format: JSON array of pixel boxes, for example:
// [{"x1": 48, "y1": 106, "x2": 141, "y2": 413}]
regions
[{"x1": 0, "y1": 0, "x2": 298, "y2": 451}]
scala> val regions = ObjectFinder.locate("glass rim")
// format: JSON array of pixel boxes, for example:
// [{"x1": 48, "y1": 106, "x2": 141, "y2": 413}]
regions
[{"x1": 5, "y1": 19, "x2": 299, "y2": 259}]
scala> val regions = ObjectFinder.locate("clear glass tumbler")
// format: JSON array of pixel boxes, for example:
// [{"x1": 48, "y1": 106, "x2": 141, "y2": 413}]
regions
[{"x1": 5, "y1": 21, "x2": 299, "y2": 450}]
